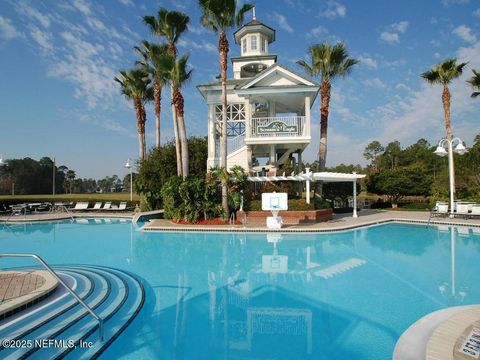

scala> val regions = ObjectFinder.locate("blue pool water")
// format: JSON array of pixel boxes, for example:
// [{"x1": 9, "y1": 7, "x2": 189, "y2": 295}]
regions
[{"x1": 1, "y1": 220, "x2": 479, "y2": 359}]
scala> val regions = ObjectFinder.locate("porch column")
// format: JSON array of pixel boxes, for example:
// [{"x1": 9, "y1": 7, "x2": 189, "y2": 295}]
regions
[
  {"x1": 247, "y1": 145, "x2": 252, "y2": 171},
  {"x1": 298, "y1": 151, "x2": 303, "y2": 173},
  {"x1": 304, "y1": 96, "x2": 311, "y2": 137},
  {"x1": 306, "y1": 167, "x2": 311, "y2": 204},
  {"x1": 353, "y1": 172, "x2": 358, "y2": 218},
  {"x1": 207, "y1": 104, "x2": 216, "y2": 168},
  {"x1": 269, "y1": 145, "x2": 275, "y2": 166},
  {"x1": 244, "y1": 98, "x2": 251, "y2": 138}
]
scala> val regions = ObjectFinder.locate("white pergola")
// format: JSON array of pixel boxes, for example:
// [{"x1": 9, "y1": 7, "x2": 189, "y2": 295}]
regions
[{"x1": 247, "y1": 169, "x2": 366, "y2": 218}]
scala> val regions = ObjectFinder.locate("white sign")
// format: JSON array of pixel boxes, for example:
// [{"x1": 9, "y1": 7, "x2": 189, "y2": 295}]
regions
[{"x1": 262, "y1": 193, "x2": 288, "y2": 211}]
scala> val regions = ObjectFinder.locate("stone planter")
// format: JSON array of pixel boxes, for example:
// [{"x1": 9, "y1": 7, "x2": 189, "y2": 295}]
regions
[{"x1": 240, "y1": 208, "x2": 333, "y2": 225}]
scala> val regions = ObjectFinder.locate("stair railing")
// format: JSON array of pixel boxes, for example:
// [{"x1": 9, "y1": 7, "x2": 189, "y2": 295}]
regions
[{"x1": 0, "y1": 253, "x2": 104, "y2": 341}]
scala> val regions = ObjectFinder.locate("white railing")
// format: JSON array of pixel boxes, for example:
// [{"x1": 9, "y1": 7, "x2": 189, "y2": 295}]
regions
[
  {"x1": 228, "y1": 134, "x2": 246, "y2": 154},
  {"x1": 251, "y1": 116, "x2": 305, "y2": 138}
]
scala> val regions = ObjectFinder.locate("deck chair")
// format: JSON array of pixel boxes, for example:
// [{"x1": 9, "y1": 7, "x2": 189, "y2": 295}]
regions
[
  {"x1": 102, "y1": 202, "x2": 112, "y2": 210},
  {"x1": 470, "y1": 205, "x2": 480, "y2": 218},
  {"x1": 90, "y1": 202, "x2": 102, "y2": 210},
  {"x1": 455, "y1": 204, "x2": 470, "y2": 219},
  {"x1": 71, "y1": 202, "x2": 89, "y2": 211},
  {"x1": 118, "y1": 202, "x2": 127, "y2": 210},
  {"x1": 431, "y1": 203, "x2": 449, "y2": 217}
]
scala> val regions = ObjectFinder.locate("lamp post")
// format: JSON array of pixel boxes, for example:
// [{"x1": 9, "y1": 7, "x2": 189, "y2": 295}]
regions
[
  {"x1": 434, "y1": 137, "x2": 467, "y2": 218},
  {"x1": 125, "y1": 158, "x2": 133, "y2": 201}
]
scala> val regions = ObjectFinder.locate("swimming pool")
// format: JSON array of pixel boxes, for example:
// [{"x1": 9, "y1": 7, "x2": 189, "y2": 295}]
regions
[{"x1": 0, "y1": 220, "x2": 479, "y2": 359}]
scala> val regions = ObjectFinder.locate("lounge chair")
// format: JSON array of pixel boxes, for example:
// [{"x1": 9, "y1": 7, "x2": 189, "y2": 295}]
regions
[
  {"x1": 431, "y1": 203, "x2": 449, "y2": 218},
  {"x1": 118, "y1": 202, "x2": 127, "y2": 211},
  {"x1": 71, "y1": 202, "x2": 89, "y2": 211},
  {"x1": 88, "y1": 202, "x2": 102, "y2": 211},
  {"x1": 455, "y1": 204, "x2": 470, "y2": 219},
  {"x1": 470, "y1": 205, "x2": 480, "y2": 218},
  {"x1": 102, "y1": 202, "x2": 112, "y2": 210}
]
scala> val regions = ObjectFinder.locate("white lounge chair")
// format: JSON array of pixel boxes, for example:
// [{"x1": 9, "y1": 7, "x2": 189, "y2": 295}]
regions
[
  {"x1": 118, "y1": 202, "x2": 127, "y2": 210},
  {"x1": 90, "y1": 202, "x2": 102, "y2": 210},
  {"x1": 102, "y1": 202, "x2": 112, "y2": 210},
  {"x1": 455, "y1": 204, "x2": 470, "y2": 219},
  {"x1": 470, "y1": 205, "x2": 480, "y2": 218},
  {"x1": 431, "y1": 203, "x2": 449, "y2": 217},
  {"x1": 71, "y1": 202, "x2": 89, "y2": 211}
]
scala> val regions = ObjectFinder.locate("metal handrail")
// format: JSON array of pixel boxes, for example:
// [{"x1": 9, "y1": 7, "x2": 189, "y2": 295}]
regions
[
  {"x1": 56, "y1": 205, "x2": 74, "y2": 222},
  {"x1": 0, "y1": 253, "x2": 104, "y2": 341}
]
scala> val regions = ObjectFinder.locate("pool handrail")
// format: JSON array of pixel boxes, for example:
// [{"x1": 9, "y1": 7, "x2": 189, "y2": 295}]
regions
[{"x1": 0, "y1": 253, "x2": 104, "y2": 341}]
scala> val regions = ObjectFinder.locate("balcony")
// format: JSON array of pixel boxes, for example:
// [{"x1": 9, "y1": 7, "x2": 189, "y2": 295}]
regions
[{"x1": 250, "y1": 116, "x2": 306, "y2": 138}]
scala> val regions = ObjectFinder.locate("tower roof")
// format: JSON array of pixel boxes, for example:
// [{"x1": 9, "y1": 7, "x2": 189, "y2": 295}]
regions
[{"x1": 233, "y1": 19, "x2": 275, "y2": 45}]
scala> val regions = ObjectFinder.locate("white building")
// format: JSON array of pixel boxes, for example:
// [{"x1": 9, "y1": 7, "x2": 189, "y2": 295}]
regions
[{"x1": 197, "y1": 15, "x2": 319, "y2": 175}]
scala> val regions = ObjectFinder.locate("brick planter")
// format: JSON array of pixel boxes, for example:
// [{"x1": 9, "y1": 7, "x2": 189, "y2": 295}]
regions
[{"x1": 240, "y1": 208, "x2": 333, "y2": 225}]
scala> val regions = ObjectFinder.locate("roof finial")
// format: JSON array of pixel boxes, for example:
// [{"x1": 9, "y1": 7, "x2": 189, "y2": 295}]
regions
[{"x1": 252, "y1": 6, "x2": 256, "y2": 20}]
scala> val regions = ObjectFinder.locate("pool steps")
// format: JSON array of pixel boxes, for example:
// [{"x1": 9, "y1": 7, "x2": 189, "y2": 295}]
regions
[{"x1": 0, "y1": 265, "x2": 145, "y2": 359}]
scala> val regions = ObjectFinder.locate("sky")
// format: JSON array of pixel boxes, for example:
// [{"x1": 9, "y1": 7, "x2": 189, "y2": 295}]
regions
[{"x1": 0, "y1": 0, "x2": 479, "y2": 179}]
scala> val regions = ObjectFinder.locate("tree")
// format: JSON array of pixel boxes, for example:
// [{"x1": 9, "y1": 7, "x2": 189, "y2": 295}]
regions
[
  {"x1": 66, "y1": 170, "x2": 76, "y2": 194},
  {"x1": 134, "y1": 41, "x2": 171, "y2": 148},
  {"x1": 467, "y1": 69, "x2": 480, "y2": 98},
  {"x1": 421, "y1": 58, "x2": 467, "y2": 198},
  {"x1": 382, "y1": 141, "x2": 402, "y2": 169},
  {"x1": 366, "y1": 166, "x2": 432, "y2": 207},
  {"x1": 161, "y1": 54, "x2": 193, "y2": 178},
  {"x1": 297, "y1": 43, "x2": 359, "y2": 173},
  {"x1": 363, "y1": 141, "x2": 384, "y2": 170},
  {"x1": 143, "y1": 8, "x2": 190, "y2": 176},
  {"x1": 199, "y1": 0, "x2": 254, "y2": 218},
  {"x1": 114, "y1": 68, "x2": 153, "y2": 160},
  {"x1": 421, "y1": 59, "x2": 467, "y2": 142}
]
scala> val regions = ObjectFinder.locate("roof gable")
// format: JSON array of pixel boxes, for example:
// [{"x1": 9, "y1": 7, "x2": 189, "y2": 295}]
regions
[{"x1": 238, "y1": 64, "x2": 317, "y2": 89}]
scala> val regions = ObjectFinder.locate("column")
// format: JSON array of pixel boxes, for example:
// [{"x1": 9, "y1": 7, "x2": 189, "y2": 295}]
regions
[
  {"x1": 269, "y1": 145, "x2": 276, "y2": 166},
  {"x1": 352, "y1": 172, "x2": 358, "y2": 218},
  {"x1": 207, "y1": 104, "x2": 216, "y2": 168},
  {"x1": 244, "y1": 98, "x2": 251, "y2": 138},
  {"x1": 304, "y1": 96, "x2": 311, "y2": 137}
]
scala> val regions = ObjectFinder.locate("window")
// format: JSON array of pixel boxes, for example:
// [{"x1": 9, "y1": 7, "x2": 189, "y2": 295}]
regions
[
  {"x1": 261, "y1": 36, "x2": 265, "y2": 52},
  {"x1": 242, "y1": 38, "x2": 247, "y2": 53},
  {"x1": 251, "y1": 35, "x2": 257, "y2": 50}
]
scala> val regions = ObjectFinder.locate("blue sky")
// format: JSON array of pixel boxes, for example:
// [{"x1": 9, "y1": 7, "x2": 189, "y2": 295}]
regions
[{"x1": 0, "y1": 0, "x2": 479, "y2": 179}]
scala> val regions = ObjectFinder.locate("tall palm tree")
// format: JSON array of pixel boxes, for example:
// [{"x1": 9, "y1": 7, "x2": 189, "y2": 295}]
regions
[
  {"x1": 143, "y1": 8, "x2": 189, "y2": 177},
  {"x1": 421, "y1": 58, "x2": 467, "y2": 142},
  {"x1": 161, "y1": 54, "x2": 193, "y2": 178},
  {"x1": 114, "y1": 68, "x2": 153, "y2": 160},
  {"x1": 421, "y1": 58, "x2": 467, "y2": 199},
  {"x1": 467, "y1": 69, "x2": 480, "y2": 98},
  {"x1": 198, "y1": 0, "x2": 253, "y2": 217},
  {"x1": 297, "y1": 42, "x2": 359, "y2": 173},
  {"x1": 134, "y1": 40, "x2": 170, "y2": 148}
]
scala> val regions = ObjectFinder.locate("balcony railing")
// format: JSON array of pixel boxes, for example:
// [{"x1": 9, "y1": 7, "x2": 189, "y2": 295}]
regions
[{"x1": 251, "y1": 116, "x2": 305, "y2": 138}]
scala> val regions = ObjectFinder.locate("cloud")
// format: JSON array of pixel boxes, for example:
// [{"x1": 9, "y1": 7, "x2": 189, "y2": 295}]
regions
[
  {"x1": 358, "y1": 55, "x2": 377, "y2": 68},
  {"x1": 380, "y1": 21, "x2": 408, "y2": 43},
  {"x1": 178, "y1": 38, "x2": 216, "y2": 53},
  {"x1": 453, "y1": 25, "x2": 476, "y2": 43},
  {"x1": 473, "y1": 8, "x2": 480, "y2": 17},
  {"x1": 72, "y1": 0, "x2": 92, "y2": 16},
  {"x1": 441, "y1": 0, "x2": 469, "y2": 6},
  {"x1": 320, "y1": 0, "x2": 346, "y2": 19},
  {"x1": 15, "y1": 1, "x2": 51, "y2": 28},
  {"x1": 363, "y1": 78, "x2": 387, "y2": 89},
  {"x1": 380, "y1": 31, "x2": 399, "y2": 43},
  {"x1": 307, "y1": 25, "x2": 328, "y2": 39},
  {"x1": 267, "y1": 12, "x2": 293, "y2": 33},
  {"x1": 118, "y1": 0, "x2": 134, "y2": 6},
  {"x1": 0, "y1": 15, "x2": 23, "y2": 40},
  {"x1": 30, "y1": 26, "x2": 53, "y2": 52},
  {"x1": 188, "y1": 24, "x2": 207, "y2": 35}
]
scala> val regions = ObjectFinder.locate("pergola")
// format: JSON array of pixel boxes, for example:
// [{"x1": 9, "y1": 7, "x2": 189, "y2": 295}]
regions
[{"x1": 247, "y1": 169, "x2": 366, "y2": 218}]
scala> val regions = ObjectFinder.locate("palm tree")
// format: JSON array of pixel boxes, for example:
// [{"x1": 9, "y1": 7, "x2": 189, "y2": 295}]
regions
[
  {"x1": 421, "y1": 58, "x2": 467, "y2": 142},
  {"x1": 143, "y1": 8, "x2": 189, "y2": 177},
  {"x1": 161, "y1": 54, "x2": 193, "y2": 178},
  {"x1": 114, "y1": 68, "x2": 153, "y2": 160},
  {"x1": 467, "y1": 69, "x2": 480, "y2": 98},
  {"x1": 134, "y1": 41, "x2": 170, "y2": 148},
  {"x1": 296, "y1": 42, "x2": 359, "y2": 172},
  {"x1": 198, "y1": 0, "x2": 253, "y2": 217}
]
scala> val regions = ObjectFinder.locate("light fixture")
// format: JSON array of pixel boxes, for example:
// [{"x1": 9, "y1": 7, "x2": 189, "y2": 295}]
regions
[
  {"x1": 125, "y1": 159, "x2": 132, "y2": 169},
  {"x1": 453, "y1": 142, "x2": 467, "y2": 155},
  {"x1": 434, "y1": 146, "x2": 448, "y2": 157}
]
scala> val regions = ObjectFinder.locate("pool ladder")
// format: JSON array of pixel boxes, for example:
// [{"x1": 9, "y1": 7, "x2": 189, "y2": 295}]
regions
[{"x1": 0, "y1": 253, "x2": 104, "y2": 341}]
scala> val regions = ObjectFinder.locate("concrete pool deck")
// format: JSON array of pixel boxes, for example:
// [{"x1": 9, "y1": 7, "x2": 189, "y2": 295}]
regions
[{"x1": 141, "y1": 210, "x2": 480, "y2": 232}]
